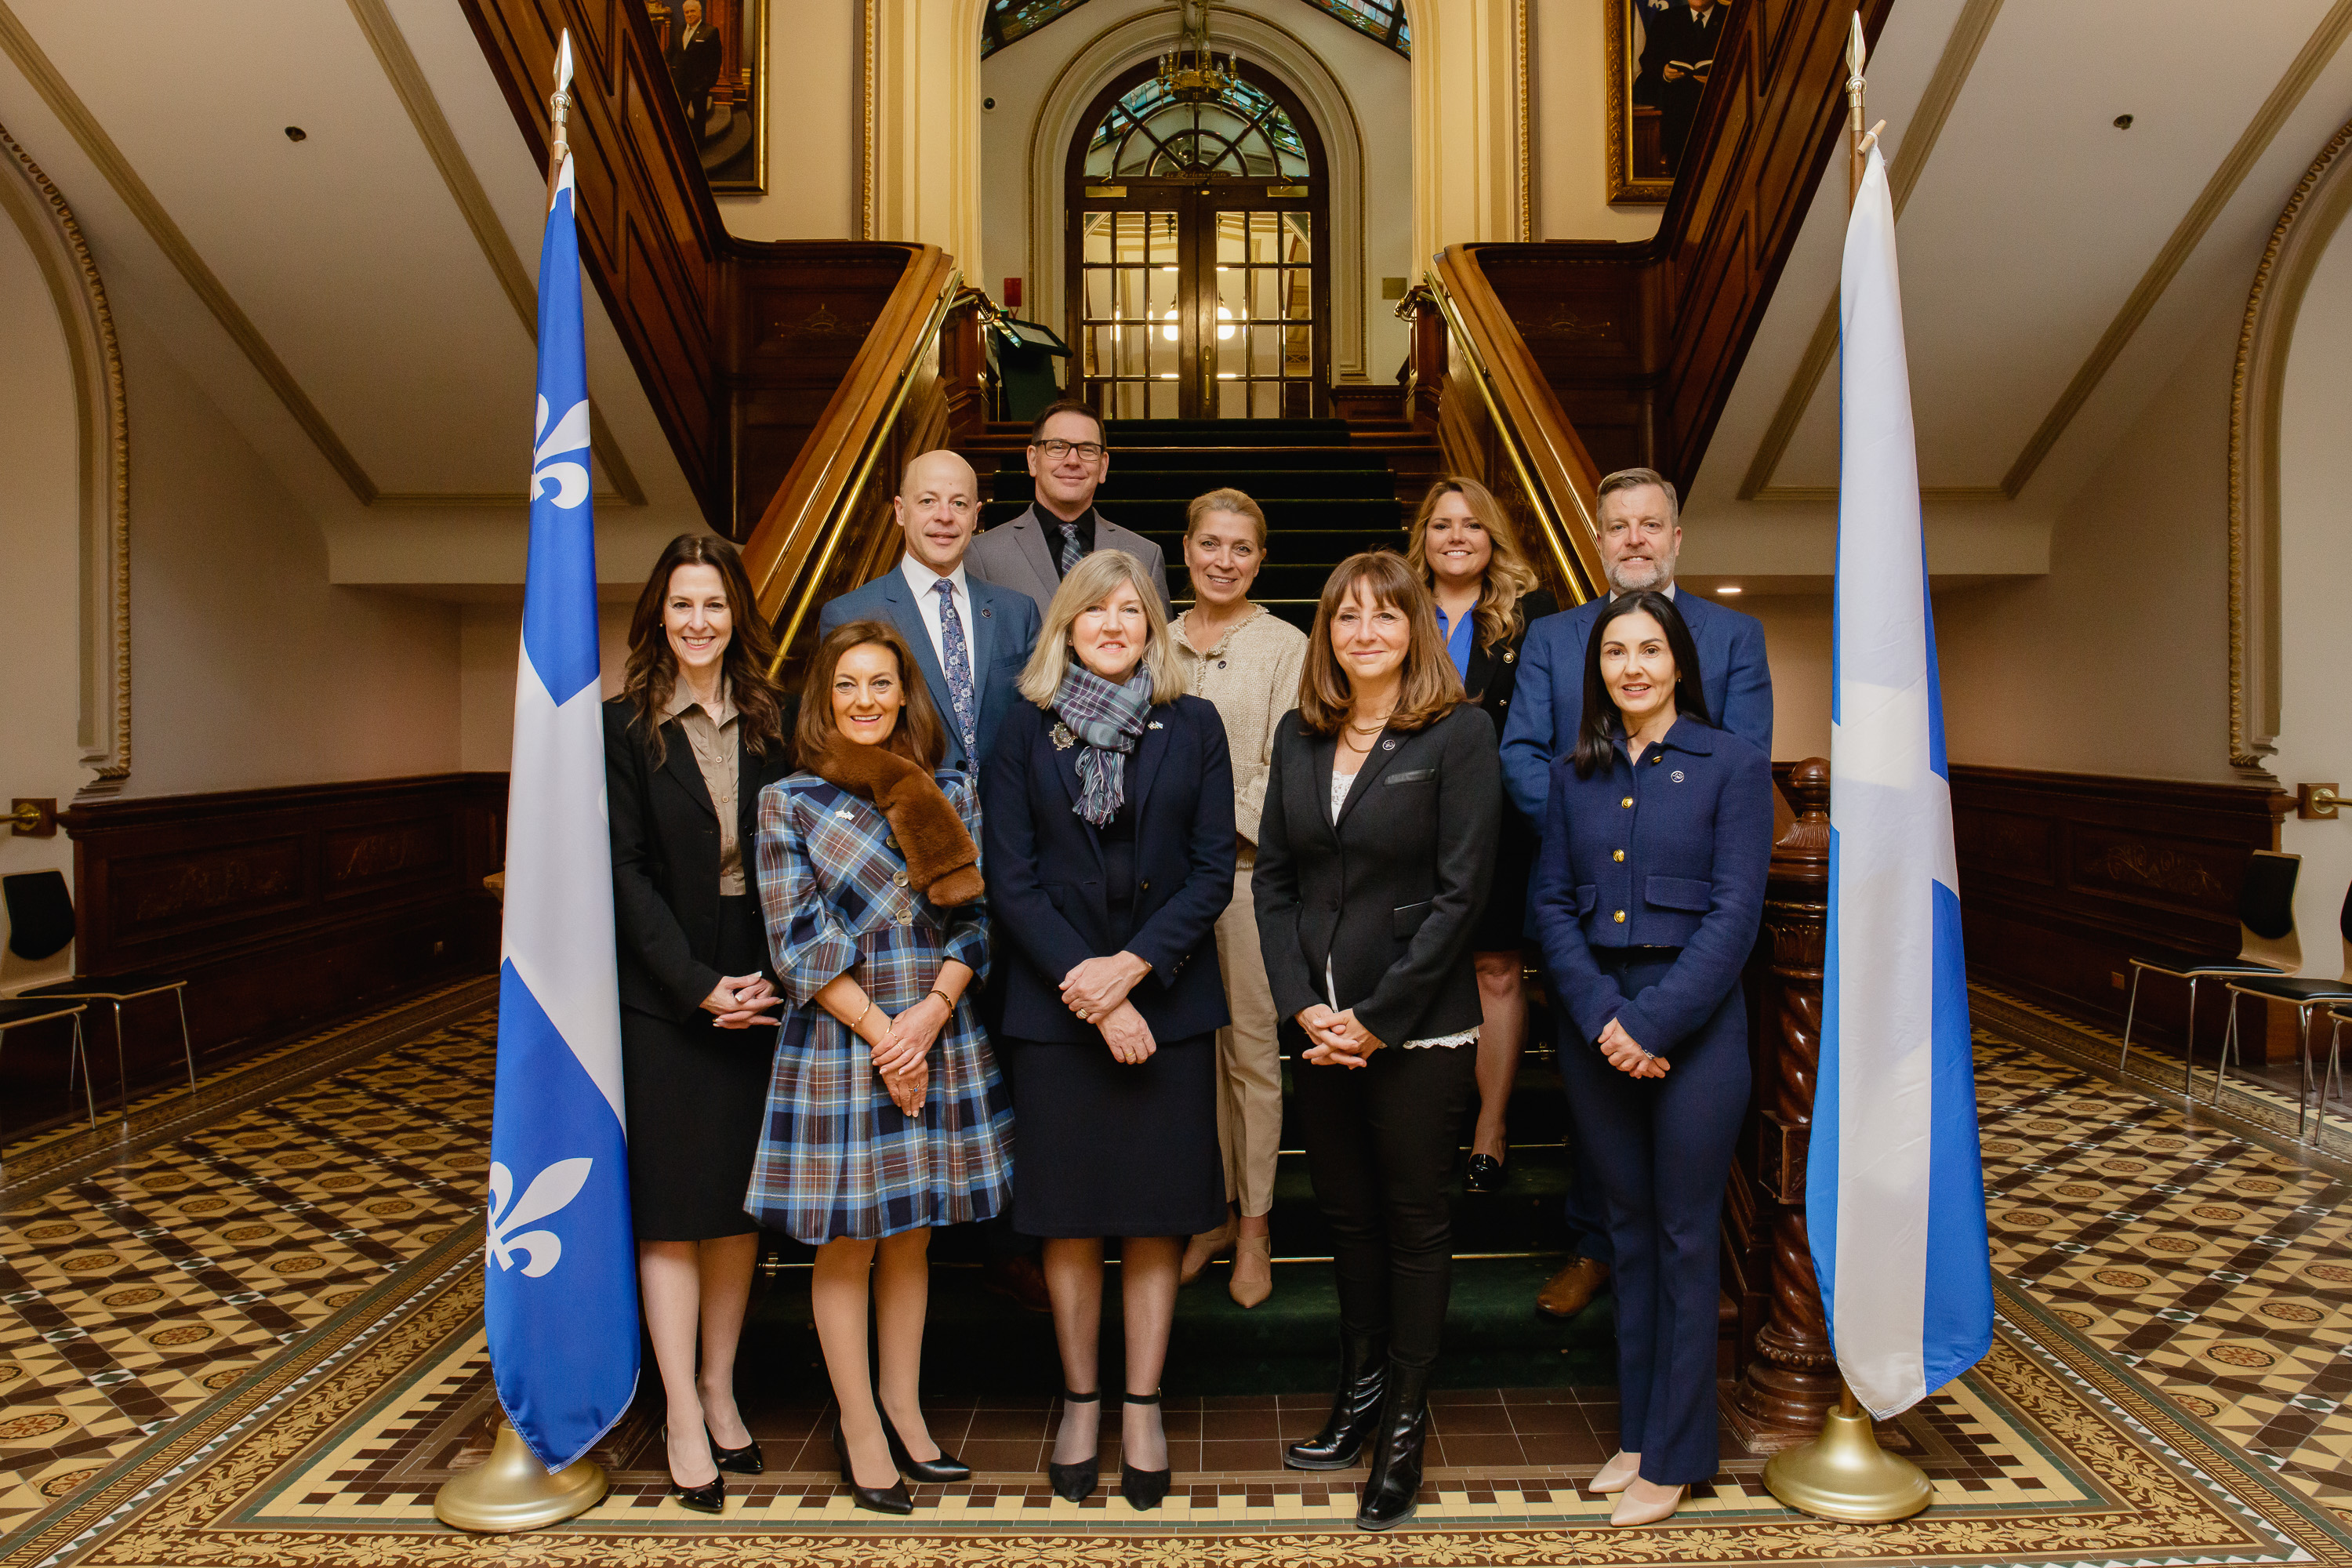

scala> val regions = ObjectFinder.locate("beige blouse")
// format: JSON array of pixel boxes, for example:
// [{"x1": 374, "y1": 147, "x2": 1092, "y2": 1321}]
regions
[
  {"x1": 1171, "y1": 604, "x2": 1308, "y2": 853},
  {"x1": 664, "y1": 678, "x2": 744, "y2": 895}
]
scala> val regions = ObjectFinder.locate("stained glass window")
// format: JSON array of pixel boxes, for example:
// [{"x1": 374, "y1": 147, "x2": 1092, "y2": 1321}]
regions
[
  {"x1": 1083, "y1": 74, "x2": 1309, "y2": 180},
  {"x1": 982, "y1": 0, "x2": 1091, "y2": 58},
  {"x1": 1294, "y1": 0, "x2": 1408, "y2": 55}
]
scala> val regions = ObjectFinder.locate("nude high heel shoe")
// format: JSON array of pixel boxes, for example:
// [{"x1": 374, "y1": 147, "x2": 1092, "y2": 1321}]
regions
[
  {"x1": 1609, "y1": 1482, "x2": 1686, "y2": 1526},
  {"x1": 1589, "y1": 1450, "x2": 1640, "y2": 1494},
  {"x1": 1228, "y1": 1235, "x2": 1273, "y2": 1308}
]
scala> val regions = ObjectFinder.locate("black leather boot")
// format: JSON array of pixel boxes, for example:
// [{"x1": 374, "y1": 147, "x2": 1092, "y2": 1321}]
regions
[
  {"x1": 1284, "y1": 1333, "x2": 1388, "y2": 1472},
  {"x1": 1354, "y1": 1360, "x2": 1431, "y2": 1530}
]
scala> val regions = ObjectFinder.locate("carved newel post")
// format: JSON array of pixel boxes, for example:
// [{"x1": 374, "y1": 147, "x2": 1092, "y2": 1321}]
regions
[{"x1": 1728, "y1": 758, "x2": 1843, "y2": 1450}]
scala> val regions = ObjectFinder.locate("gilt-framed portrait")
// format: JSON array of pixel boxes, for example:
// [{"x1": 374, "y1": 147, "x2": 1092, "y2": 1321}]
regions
[
  {"x1": 1608, "y1": 0, "x2": 1729, "y2": 205},
  {"x1": 646, "y1": 0, "x2": 768, "y2": 194}
]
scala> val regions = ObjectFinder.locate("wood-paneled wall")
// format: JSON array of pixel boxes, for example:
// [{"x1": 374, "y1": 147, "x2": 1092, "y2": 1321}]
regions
[
  {"x1": 1948, "y1": 766, "x2": 2294, "y2": 1058},
  {"x1": 2, "y1": 775, "x2": 508, "y2": 1140}
]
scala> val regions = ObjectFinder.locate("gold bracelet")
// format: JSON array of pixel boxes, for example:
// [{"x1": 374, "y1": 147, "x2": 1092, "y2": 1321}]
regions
[
  {"x1": 850, "y1": 1000, "x2": 877, "y2": 1035},
  {"x1": 928, "y1": 988, "x2": 955, "y2": 1011}
]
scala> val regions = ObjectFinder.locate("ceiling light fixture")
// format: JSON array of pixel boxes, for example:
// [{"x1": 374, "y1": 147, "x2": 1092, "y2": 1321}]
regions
[
  {"x1": 1715, "y1": 585, "x2": 1743, "y2": 595},
  {"x1": 2113, "y1": 114, "x2": 2133, "y2": 129},
  {"x1": 1156, "y1": 0, "x2": 1235, "y2": 102},
  {"x1": 284, "y1": 126, "x2": 307, "y2": 142}
]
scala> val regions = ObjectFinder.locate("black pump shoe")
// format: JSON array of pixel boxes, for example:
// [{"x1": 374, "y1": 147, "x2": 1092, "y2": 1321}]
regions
[
  {"x1": 662, "y1": 1425, "x2": 725, "y2": 1514},
  {"x1": 880, "y1": 1407, "x2": 971, "y2": 1484},
  {"x1": 1047, "y1": 1389, "x2": 1101, "y2": 1503},
  {"x1": 1465, "y1": 1152, "x2": 1507, "y2": 1194},
  {"x1": 1118, "y1": 1389, "x2": 1171, "y2": 1510},
  {"x1": 1355, "y1": 1361, "x2": 1432, "y2": 1531},
  {"x1": 833, "y1": 1421, "x2": 914, "y2": 1515},
  {"x1": 707, "y1": 1425, "x2": 764, "y2": 1475},
  {"x1": 1286, "y1": 1333, "x2": 1388, "y2": 1471}
]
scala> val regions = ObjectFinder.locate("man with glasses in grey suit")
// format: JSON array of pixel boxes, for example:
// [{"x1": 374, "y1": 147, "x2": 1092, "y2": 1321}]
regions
[{"x1": 966, "y1": 400, "x2": 1171, "y2": 616}]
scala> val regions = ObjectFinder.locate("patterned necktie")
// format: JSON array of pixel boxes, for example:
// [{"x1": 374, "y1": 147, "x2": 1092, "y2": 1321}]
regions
[
  {"x1": 935, "y1": 579, "x2": 978, "y2": 763},
  {"x1": 1057, "y1": 520, "x2": 1083, "y2": 575}
]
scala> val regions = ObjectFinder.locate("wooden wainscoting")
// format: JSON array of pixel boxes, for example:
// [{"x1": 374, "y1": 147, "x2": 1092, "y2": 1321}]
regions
[
  {"x1": 5, "y1": 774, "x2": 509, "y2": 1138},
  {"x1": 1948, "y1": 766, "x2": 2295, "y2": 1061}
]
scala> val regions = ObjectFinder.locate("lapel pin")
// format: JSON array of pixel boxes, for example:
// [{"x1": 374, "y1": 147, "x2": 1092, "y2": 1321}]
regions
[
  {"x1": 981, "y1": 607, "x2": 992, "y2": 617},
  {"x1": 1671, "y1": 770, "x2": 1686, "y2": 782},
  {"x1": 1148, "y1": 720, "x2": 1163, "y2": 730},
  {"x1": 1051, "y1": 720, "x2": 1076, "y2": 750},
  {"x1": 1504, "y1": 649, "x2": 1516, "y2": 663},
  {"x1": 1381, "y1": 739, "x2": 1396, "y2": 751}
]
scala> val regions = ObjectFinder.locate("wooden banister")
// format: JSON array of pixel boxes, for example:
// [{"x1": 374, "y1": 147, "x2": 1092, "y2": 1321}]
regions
[
  {"x1": 741, "y1": 252, "x2": 966, "y2": 667},
  {"x1": 1414, "y1": 0, "x2": 1893, "y2": 499}
]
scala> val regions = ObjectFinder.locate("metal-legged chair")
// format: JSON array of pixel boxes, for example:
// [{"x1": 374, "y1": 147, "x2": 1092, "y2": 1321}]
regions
[
  {"x1": 2321, "y1": 1005, "x2": 2352, "y2": 1148},
  {"x1": 2216, "y1": 880, "x2": 2352, "y2": 1142},
  {"x1": 0, "y1": 998, "x2": 93, "y2": 1180},
  {"x1": 3, "y1": 870, "x2": 198, "y2": 1123},
  {"x1": 2122, "y1": 849, "x2": 2302, "y2": 1091}
]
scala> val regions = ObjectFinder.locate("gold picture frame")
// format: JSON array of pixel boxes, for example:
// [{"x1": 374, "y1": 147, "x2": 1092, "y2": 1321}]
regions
[
  {"x1": 647, "y1": 0, "x2": 768, "y2": 195},
  {"x1": 1606, "y1": 0, "x2": 1674, "y2": 205}
]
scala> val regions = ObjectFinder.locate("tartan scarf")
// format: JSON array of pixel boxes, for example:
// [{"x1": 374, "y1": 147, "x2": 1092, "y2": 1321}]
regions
[{"x1": 1053, "y1": 662, "x2": 1155, "y2": 827}]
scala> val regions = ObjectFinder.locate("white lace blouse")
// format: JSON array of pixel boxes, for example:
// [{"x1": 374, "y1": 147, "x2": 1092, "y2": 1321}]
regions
[{"x1": 1323, "y1": 768, "x2": 1479, "y2": 1051}]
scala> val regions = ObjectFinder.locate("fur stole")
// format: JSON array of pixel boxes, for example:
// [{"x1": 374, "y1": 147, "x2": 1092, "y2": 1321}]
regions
[{"x1": 806, "y1": 741, "x2": 984, "y2": 907}]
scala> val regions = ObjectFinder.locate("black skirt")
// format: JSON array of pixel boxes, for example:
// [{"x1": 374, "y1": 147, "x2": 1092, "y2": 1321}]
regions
[
  {"x1": 621, "y1": 893, "x2": 774, "y2": 1241},
  {"x1": 1004, "y1": 1031, "x2": 1224, "y2": 1239},
  {"x1": 1469, "y1": 797, "x2": 1539, "y2": 953}
]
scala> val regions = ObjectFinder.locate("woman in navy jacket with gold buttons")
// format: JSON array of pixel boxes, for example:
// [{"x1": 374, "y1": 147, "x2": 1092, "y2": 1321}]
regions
[{"x1": 1530, "y1": 589, "x2": 1771, "y2": 1527}]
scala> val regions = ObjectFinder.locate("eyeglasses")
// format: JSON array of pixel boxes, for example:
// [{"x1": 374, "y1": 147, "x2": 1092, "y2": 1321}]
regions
[{"x1": 1032, "y1": 439, "x2": 1107, "y2": 462}]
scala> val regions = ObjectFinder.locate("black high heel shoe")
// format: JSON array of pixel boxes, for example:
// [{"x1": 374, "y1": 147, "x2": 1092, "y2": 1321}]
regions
[
  {"x1": 880, "y1": 1406, "x2": 970, "y2": 1484},
  {"x1": 1047, "y1": 1388, "x2": 1100, "y2": 1503},
  {"x1": 833, "y1": 1421, "x2": 913, "y2": 1515},
  {"x1": 1119, "y1": 1389, "x2": 1171, "y2": 1511},
  {"x1": 707, "y1": 1425, "x2": 764, "y2": 1475},
  {"x1": 662, "y1": 1425, "x2": 724, "y2": 1515},
  {"x1": 1465, "y1": 1152, "x2": 1507, "y2": 1194}
]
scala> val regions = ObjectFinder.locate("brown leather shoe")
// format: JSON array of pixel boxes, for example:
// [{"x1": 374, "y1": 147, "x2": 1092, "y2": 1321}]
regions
[
  {"x1": 1536, "y1": 1257, "x2": 1610, "y2": 1319},
  {"x1": 982, "y1": 1254, "x2": 1053, "y2": 1314}
]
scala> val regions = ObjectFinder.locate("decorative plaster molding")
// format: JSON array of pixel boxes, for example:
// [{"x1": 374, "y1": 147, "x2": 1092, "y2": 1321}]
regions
[
  {"x1": 0, "y1": 119, "x2": 130, "y2": 790},
  {"x1": 1737, "y1": 0, "x2": 2002, "y2": 503},
  {"x1": 345, "y1": 0, "x2": 644, "y2": 505},
  {"x1": 2227, "y1": 114, "x2": 2352, "y2": 775},
  {"x1": 1017, "y1": 4, "x2": 1376, "y2": 380}
]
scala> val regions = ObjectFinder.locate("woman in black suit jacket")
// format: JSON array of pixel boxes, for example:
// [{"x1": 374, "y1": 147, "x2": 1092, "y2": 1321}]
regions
[
  {"x1": 1408, "y1": 476, "x2": 1559, "y2": 1192},
  {"x1": 604, "y1": 534, "x2": 795, "y2": 1513},
  {"x1": 982, "y1": 549, "x2": 1236, "y2": 1511},
  {"x1": 1254, "y1": 550, "x2": 1502, "y2": 1532}
]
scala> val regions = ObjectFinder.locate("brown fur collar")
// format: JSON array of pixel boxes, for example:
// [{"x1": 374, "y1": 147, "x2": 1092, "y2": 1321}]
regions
[{"x1": 807, "y1": 740, "x2": 983, "y2": 907}]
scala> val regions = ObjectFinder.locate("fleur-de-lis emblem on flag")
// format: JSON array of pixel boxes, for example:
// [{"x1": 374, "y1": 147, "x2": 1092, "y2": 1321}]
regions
[
  {"x1": 532, "y1": 395, "x2": 590, "y2": 510},
  {"x1": 486, "y1": 1157, "x2": 593, "y2": 1279}
]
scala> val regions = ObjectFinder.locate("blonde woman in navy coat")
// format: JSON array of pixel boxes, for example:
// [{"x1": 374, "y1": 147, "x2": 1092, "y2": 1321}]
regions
[{"x1": 1530, "y1": 590, "x2": 1771, "y2": 1527}]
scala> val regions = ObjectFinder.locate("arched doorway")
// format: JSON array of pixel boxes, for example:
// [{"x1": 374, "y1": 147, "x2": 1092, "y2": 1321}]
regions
[{"x1": 1064, "y1": 62, "x2": 1330, "y2": 420}]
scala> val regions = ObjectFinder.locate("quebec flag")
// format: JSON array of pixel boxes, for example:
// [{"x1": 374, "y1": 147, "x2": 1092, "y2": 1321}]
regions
[
  {"x1": 485, "y1": 128, "x2": 640, "y2": 1470},
  {"x1": 1808, "y1": 145, "x2": 1992, "y2": 1420}
]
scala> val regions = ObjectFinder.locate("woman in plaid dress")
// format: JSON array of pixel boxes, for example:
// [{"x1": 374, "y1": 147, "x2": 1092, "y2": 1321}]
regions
[{"x1": 747, "y1": 620, "x2": 1011, "y2": 1515}]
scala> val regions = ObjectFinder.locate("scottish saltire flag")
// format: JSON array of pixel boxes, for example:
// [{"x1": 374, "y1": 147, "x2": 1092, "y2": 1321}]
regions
[
  {"x1": 484, "y1": 105, "x2": 640, "y2": 1471},
  {"x1": 1807, "y1": 145, "x2": 1992, "y2": 1420}
]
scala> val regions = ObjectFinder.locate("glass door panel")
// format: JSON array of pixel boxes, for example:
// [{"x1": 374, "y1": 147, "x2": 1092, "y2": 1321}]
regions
[
  {"x1": 1077, "y1": 209, "x2": 1182, "y2": 420},
  {"x1": 1210, "y1": 209, "x2": 1315, "y2": 419}
]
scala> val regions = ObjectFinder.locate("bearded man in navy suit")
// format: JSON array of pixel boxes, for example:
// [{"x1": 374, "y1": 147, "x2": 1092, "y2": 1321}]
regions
[{"x1": 1499, "y1": 466, "x2": 1772, "y2": 1322}]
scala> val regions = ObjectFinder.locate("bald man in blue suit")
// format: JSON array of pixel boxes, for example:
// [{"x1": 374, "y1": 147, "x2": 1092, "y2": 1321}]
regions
[{"x1": 1499, "y1": 466, "x2": 1772, "y2": 1322}]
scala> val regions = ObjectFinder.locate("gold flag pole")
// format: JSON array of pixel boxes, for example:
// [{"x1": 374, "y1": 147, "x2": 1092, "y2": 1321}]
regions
[
  {"x1": 434, "y1": 33, "x2": 612, "y2": 1535},
  {"x1": 1761, "y1": 13, "x2": 1929, "y2": 1526}
]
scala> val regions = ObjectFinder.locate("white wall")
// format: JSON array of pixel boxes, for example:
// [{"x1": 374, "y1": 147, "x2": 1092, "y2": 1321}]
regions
[
  {"x1": 1741, "y1": 594, "x2": 1832, "y2": 762},
  {"x1": 0, "y1": 209, "x2": 85, "y2": 897},
  {"x1": 1530, "y1": 0, "x2": 1662, "y2": 242},
  {"x1": 714, "y1": 0, "x2": 860, "y2": 241},
  {"x1": 2274, "y1": 221, "x2": 2352, "y2": 955},
  {"x1": 121, "y1": 314, "x2": 463, "y2": 797},
  {"x1": 1930, "y1": 307, "x2": 2240, "y2": 783},
  {"x1": 459, "y1": 601, "x2": 634, "y2": 773}
]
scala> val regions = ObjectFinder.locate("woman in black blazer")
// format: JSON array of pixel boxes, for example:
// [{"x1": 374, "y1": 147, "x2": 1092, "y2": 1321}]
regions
[
  {"x1": 604, "y1": 534, "x2": 796, "y2": 1513},
  {"x1": 1408, "y1": 476, "x2": 1559, "y2": 1192},
  {"x1": 982, "y1": 549, "x2": 1236, "y2": 1511},
  {"x1": 1254, "y1": 550, "x2": 1502, "y2": 1532}
]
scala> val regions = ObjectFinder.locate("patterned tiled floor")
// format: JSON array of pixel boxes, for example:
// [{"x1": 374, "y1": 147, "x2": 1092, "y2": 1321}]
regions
[
  {"x1": 3, "y1": 980, "x2": 2351, "y2": 1563},
  {"x1": 0, "y1": 992, "x2": 495, "y2": 1532}
]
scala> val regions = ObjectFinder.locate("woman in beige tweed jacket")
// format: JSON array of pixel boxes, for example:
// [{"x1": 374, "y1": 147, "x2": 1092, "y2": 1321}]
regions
[{"x1": 1167, "y1": 488, "x2": 1308, "y2": 1308}]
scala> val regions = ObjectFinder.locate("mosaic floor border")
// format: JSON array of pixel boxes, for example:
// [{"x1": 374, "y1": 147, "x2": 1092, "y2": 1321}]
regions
[{"x1": 0, "y1": 979, "x2": 498, "y2": 1211}]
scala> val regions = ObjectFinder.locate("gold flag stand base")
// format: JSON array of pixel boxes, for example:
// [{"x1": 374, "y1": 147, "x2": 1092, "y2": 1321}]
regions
[
  {"x1": 1762, "y1": 1383, "x2": 1934, "y2": 1523},
  {"x1": 434, "y1": 1419, "x2": 608, "y2": 1534}
]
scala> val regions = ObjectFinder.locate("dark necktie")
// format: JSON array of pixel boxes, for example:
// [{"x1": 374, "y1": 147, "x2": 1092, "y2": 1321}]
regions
[
  {"x1": 935, "y1": 580, "x2": 978, "y2": 762},
  {"x1": 1057, "y1": 520, "x2": 1083, "y2": 575}
]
